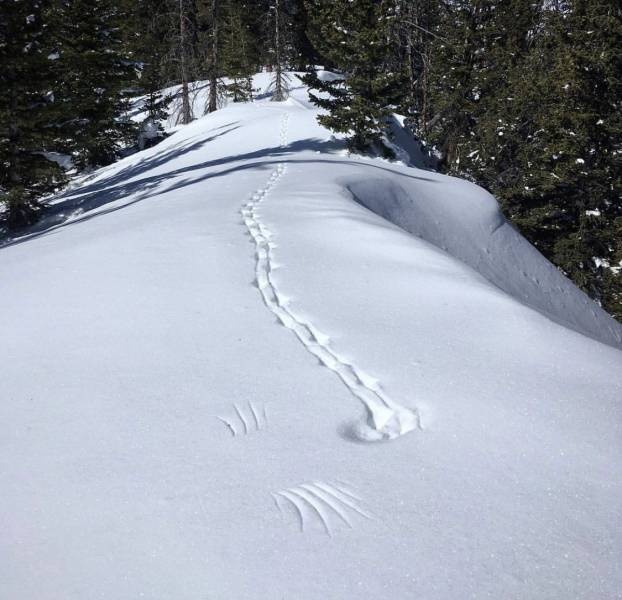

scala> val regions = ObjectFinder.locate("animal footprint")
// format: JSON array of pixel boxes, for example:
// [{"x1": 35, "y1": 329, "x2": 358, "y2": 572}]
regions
[
  {"x1": 273, "y1": 481, "x2": 372, "y2": 536},
  {"x1": 241, "y1": 111, "x2": 420, "y2": 442},
  {"x1": 217, "y1": 402, "x2": 267, "y2": 437}
]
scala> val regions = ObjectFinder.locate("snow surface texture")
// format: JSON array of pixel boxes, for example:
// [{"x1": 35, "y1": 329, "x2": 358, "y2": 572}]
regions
[{"x1": 1, "y1": 73, "x2": 622, "y2": 600}]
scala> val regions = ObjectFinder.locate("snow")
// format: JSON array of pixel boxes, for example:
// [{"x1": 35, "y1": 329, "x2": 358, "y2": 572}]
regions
[
  {"x1": 42, "y1": 151, "x2": 74, "y2": 171},
  {"x1": 593, "y1": 257, "x2": 610, "y2": 269},
  {"x1": 1, "y1": 72, "x2": 621, "y2": 600}
]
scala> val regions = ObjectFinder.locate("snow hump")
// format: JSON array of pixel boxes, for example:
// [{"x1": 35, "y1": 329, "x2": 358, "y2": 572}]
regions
[{"x1": 344, "y1": 174, "x2": 622, "y2": 349}]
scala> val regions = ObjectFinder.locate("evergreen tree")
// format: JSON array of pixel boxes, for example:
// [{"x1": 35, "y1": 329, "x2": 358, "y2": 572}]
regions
[
  {"x1": 494, "y1": 1, "x2": 622, "y2": 317},
  {"x1": 288, "y1": 0, "x2": 317, "y2": 71},
  {"x1": 124, "y1": 0, "x2": 172, "y2": 145},
  {"x1": 392, "y1": 0, "x2": 442, "y2": 140},
  {"x1": 0, "y1": 0, "x2": 65, "y2": 228},
  {"x1": 46, "y1": 0, "x2": 138, "y2": 169},
  {"x1": 304, "y1": 0, "x2": 405, "y2": 153},
  {"x1": 420, "y1": 0, "x2": 621, "y2": 319},
  {"x1": 266, "y1": 0, "x2": 292, "y2": 101},
  {"x1": 221, "y1": 0, "x2": 257, "y2": 103},
  {"x1": 425, "y1": 0, "x2": 494, "y2": 172},
  {"x1": 425, "y1": 0, "x2": 540, "y2": 179}
]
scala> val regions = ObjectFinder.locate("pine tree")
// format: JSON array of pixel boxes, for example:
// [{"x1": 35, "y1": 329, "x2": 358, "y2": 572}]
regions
[
  {"x1": 393, "y1": 0, "x2": 442, "y2": 140},
  {"x1": 495, "y1": 1, "x2": 622, "y2": 317},
  {"x1": 124, "y1": 0, "x2": 172, "y2": 146},
  {"x1": 46, "y1": 0, "x2": 138, "y2": 169},
  {"x1": 288, "y1": 0, "x2": 317, "y2": 71},
  {"x1": 420, "y1": 0, "x2": 621, "y2": 319},
  {"x1": 426, "y1": 0, "x2": 540, "y2": 182},
  {"x1": 220, "y1": 0, "x2": 257, "y2": 103},
  {"x1": 266, "y1": 0, "x2": 291, "y2": 101},
  {"x1": 425, "y1": 0, "x2": 493, "y2": 172},
  {"x1": 304, "y1": 0, "x2": 405, "y2": 153},
  {"x1": 0, "y1": 0, "x2": 65, "y2": 228}
]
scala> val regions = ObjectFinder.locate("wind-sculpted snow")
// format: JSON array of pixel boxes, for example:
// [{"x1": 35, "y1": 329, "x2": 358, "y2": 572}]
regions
[{"x1": 345, "y1": 177, "x2": 622, "y2": 349}]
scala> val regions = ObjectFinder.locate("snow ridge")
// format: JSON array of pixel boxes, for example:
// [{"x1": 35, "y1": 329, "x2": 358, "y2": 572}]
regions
[{"x1": 241, "y1": 112, "x2": 420, "y2": 441}]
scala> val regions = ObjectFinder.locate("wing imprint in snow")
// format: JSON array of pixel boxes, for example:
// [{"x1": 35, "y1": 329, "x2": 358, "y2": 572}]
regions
[
  {"x1": 274, "y1": 481, "x2": 372, "y2": 536},
  {"x1": 217, "y1": 401, "x2": 267, "y2": 437}
]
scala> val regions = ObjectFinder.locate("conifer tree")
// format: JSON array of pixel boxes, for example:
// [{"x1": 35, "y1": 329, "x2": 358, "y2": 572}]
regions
[
  {"x1": 221, "y1": 1, "x2": 257, "y2": 103},
  {"x1": 425, "y1": 0, "x2": 493, "y2": 172},
  {"x1": 124, "y1": 0, "x2": 172, "y2": 145},
  {"x1": 288, "y1": 0, "x2": 317, "y2": 71},
  {"x1": 393, "y1": 0, "x2": 442, "y2": 139},
  {"x1": 0, "y1": 0, "x2": 65, "y2": 228},
  {"x1": 46, "y1": 0, "x2": 138, "y2": 168},
  {"x1": 420, "y1": 0, "x2": 621, "y2": 318},
  {"x1": 495, "y1": 1, "x2": 622, "y2": 316},
  {"x1": 266, "y1": 0, "x2": 291, "y2": 101},
  {"x1": 304, "y1": 0, "x2": 405, "y2": 153}
]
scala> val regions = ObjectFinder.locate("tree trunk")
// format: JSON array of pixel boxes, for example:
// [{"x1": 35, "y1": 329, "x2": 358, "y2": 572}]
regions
[
  {"x1": 421, "y1": 47, "x2": 431, "y2": 136},
  {"x1": 272, "y1": 0, "x2": 285, "y2": 101},
  {"x1": 179, "y1": 0, "x2": 192, "y2": 124},
  {"x1": 7, "y1": 91, "x2": 20, "y2": 186},
  {"x1": 207, "y1": 0, "x2": 219, "y2": 113}
]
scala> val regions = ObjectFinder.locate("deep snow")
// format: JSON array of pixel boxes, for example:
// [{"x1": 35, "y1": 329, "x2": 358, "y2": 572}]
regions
[{"x1": 1, "y1": 73, "x2": 621, "y2": 600}]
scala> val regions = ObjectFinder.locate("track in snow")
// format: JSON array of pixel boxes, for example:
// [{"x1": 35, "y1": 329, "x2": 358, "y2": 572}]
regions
[
  {"x1": 241, "y1": 110, "x2": 420, "y2": 441},
  {"x1": 217, "y1": 401, "x2": 267, "y2": 437},
  {"x1": 273, "y1": 481, "x2": 372, "y2": 537}
]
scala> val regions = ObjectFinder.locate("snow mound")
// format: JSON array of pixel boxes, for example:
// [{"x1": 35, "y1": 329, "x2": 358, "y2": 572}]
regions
[{"x1": 345, "y1": 174, "x2": 622, "y2": 349}]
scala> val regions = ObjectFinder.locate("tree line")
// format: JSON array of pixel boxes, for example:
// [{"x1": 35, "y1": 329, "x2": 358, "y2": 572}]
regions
[{"x1": 1, "y1": 0, "x2": 620, "y2": 320}]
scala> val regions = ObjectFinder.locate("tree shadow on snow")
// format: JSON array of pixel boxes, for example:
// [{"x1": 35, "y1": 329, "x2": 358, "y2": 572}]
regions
[{"x1": 1, "y1": 131, "x2": 437, "y2": 250}]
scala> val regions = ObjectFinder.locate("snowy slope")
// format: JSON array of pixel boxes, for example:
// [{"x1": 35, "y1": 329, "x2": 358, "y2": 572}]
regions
[{"x1": 1, "y1": 73, "x2": 621, "y2": 600}]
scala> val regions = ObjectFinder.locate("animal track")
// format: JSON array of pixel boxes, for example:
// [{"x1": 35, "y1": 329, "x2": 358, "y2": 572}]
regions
[
  {"x1": 273, "y1": 481, "x2": 372, "y2": 536},
  {"x1": 217, "y1": 401, "x2": 267, "y2": 437},
  {"x1": 241, "y1": 112, "x2": 420, "y2": 441}
]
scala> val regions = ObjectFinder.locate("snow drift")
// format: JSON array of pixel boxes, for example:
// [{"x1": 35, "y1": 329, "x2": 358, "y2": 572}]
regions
[{"x1": 345, "y1": 175, "x2": 622, "y2": 349}]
